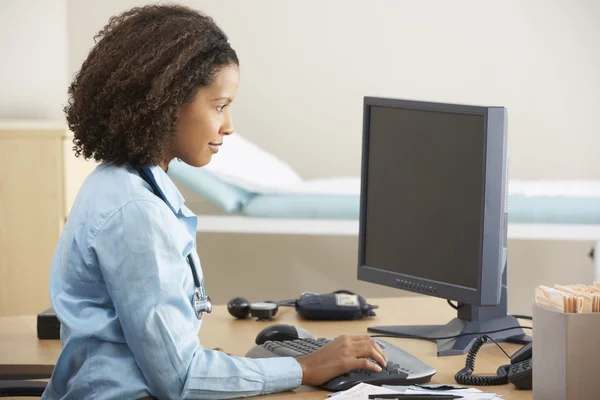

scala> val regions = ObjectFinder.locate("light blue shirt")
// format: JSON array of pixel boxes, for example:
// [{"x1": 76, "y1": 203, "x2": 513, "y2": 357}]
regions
[{"x1": 42, "y1": 162, "x2": 303, "y2": 400}]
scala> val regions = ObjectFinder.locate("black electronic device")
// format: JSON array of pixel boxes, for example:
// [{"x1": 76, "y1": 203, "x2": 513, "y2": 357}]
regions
[
  {"x1": 228, "y1": 290, "x2": 377, "y2": 321},
  {"x1": 255, "y1": 324, "x2": 315, "y2": 345},
  {"x1": 507, "y1": 342, "x2": 533, "y2": 390},
  {"x1": 358, "y1": 97, "x2": 531, "y2": 356},
  {"x1": 295, "y1": 290, "x2": 378, "y2": 320},
  {"x1": 37, "y1": 307, "x2": 60, "y2": 340},
  {"x1": 227, "y1": 297, "x2": 279, "y2": 321},
  {"x1": 227, "y1": 297, "x2": 251, "y2": 318},
  {"x1": 454, "y1": 336, "x2": 532, "y2": 390},
  {"x1": 246, "y1": 335, "x2": 436, "y2": 392}
]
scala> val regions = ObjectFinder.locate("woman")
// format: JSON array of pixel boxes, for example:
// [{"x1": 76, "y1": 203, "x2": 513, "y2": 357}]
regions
[{"x1": 43, "y1": 4, "x2": 387, "y2": 399}]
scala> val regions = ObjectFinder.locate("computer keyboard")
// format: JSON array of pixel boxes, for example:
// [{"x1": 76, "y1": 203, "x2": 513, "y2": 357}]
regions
[{"x1": 246, "y1": 337, "x2": 436, "y2": 391}]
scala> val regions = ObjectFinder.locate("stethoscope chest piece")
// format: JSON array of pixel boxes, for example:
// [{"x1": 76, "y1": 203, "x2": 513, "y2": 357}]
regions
[{"x1": 194, "y1": 288, "x2": 212, "y2": 320}]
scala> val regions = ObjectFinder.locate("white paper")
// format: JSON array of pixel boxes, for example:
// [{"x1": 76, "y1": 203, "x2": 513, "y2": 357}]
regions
[
  {"x1": 325, "y1": 382, "x2": 401, "y2": 399},
  {"x1": 404, "y1": 387, "x2": 501, "y2": 399}
]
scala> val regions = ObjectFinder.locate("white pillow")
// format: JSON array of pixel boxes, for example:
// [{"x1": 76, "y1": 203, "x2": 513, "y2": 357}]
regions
[{"x1": 203, "y1": 132, "x2": 304, "y2": 194}]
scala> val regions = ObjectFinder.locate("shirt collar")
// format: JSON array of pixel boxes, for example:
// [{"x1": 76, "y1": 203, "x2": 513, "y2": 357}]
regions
[{"x1": 141, "y1": 165, "x2": 186, "y2": 216}]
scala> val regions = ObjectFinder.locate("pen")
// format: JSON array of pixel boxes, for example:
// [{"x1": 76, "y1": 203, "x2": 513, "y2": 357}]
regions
[{"x1": 368, "y1": 394, "x2": 463, "y2": 400}]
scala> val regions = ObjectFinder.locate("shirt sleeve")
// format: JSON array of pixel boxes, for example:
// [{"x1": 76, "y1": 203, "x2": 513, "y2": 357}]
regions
[{"x1": 91, "y1": 199, "x2": 303, "y2": 399}]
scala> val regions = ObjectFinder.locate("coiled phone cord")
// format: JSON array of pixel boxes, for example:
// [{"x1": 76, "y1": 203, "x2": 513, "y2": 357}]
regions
[{"x1": 454, "y1": 335, "x2": 511, "y2": 386}]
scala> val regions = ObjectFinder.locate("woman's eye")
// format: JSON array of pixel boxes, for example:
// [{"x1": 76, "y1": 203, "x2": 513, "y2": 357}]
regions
[{"x1": 217, "y1": 104, "x2": 227, "y2": 112}]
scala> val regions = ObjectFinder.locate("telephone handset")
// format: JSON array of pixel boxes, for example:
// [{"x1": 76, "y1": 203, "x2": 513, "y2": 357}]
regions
[
  {"x1": 454, "y1": 336, "x2": 532, "y2": 390},
  {"x1": 507, "y1": 341, "x2": 533, "y2": 389}
]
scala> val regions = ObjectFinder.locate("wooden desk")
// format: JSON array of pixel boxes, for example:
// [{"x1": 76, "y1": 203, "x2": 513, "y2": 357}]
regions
[{"x1": 0, "y1": 297, "x2": 532, "y2": 399}]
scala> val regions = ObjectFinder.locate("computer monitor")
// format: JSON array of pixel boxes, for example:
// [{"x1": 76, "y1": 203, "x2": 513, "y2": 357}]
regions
[{"x1": 357, "y1": 97, "x2": 531, "y2": 356}]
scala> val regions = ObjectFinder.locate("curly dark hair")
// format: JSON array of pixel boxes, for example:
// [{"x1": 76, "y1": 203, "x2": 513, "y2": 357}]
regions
[{"x1": 65, "y1": 3, "x2": 239, "y2": 166}]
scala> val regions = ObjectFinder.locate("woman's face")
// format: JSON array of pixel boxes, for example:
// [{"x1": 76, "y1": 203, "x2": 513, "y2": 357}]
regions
[{"x1": 170, "y1": 64, "x2": 239, "y2": 168}]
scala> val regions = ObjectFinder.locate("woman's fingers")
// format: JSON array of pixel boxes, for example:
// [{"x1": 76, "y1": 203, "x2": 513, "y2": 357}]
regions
[
  {"x1": 344, "y1": 335, "x2": 388, "y2": 366},
  {"x1": 353, "y1": 344, "x2": 387, "y2": 369},
  {"x1": 349, "y1": 356, "x2": 383, "y2": 372}
]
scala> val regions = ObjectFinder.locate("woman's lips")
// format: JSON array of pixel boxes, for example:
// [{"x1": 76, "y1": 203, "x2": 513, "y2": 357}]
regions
[{"x1": 208, "y1": 142, "x2": 222, "y2": 153}]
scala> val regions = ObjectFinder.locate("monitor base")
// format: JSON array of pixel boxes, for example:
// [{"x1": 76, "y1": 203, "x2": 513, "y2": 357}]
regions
[{"x1": 367, "y1": 315, "x2": 531, "y2": 357}]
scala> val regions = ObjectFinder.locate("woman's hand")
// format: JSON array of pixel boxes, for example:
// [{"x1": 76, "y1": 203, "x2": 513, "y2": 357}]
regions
[{"x1": 295, "y1": 335, "x2": 388, "y2": 386}]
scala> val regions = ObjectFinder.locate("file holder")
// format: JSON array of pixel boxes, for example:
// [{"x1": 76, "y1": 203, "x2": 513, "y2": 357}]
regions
[{"x1": 533, "y1": 303, "x2": 600, "y2": 399}]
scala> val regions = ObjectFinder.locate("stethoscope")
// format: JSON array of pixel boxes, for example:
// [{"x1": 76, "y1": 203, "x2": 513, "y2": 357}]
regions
[{"x1": 135, "y1": 166, "x2": 212, "y2": 320}]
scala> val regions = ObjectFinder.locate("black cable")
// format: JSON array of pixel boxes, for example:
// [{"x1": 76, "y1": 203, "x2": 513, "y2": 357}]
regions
[
  {"x1": 454, "y1": 335, "x2": 511, "y2": 386},
  {"x1": 483, "y1": 335, "x2": 512, "y2": 359},
  {"x1": 369, "y1": 324, "x2": 531, "y2": 341},
  {"x1": 276, "y1": 299, "x2": 297, "y2": 307},
  {"x1": 445, "y1": 300, "x2": 532, "y2": 321},
  {"x1": 511, "y1": 314, "x2": 532, "y2": 320},
  {"x1": 446, "y1": 300, "x2": 460, "y2": 310}
]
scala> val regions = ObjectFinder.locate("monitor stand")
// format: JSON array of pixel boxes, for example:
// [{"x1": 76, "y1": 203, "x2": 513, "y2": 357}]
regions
[{"x1": 367, "y1": 268, "x2": 531, "y2": 357}]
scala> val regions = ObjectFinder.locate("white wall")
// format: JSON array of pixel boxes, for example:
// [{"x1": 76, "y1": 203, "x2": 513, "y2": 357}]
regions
[
  {"x1": 68, "y1": 0, "x2": 600, "y2": 180},
  {"x1": 0, "y1": 0, "x2": 68, "y2": 120},
  {"x1": 65, "y1": 0, "x2": 600, "y2": 313}
]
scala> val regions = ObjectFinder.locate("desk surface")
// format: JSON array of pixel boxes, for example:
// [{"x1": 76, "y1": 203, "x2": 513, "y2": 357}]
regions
[{"x1": 0, "y1": 296, "x2": 532, "y2": 399}]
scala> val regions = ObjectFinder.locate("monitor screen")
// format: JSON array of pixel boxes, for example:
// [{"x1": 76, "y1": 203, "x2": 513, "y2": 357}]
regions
[{"x1": 363, "y1": 105, "x2": 486, "y2": 289}]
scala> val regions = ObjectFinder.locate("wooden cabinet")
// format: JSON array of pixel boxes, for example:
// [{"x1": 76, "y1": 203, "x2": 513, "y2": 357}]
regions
[{"x1": 0, "y1": 121, "x2": 68, "y2": 316}]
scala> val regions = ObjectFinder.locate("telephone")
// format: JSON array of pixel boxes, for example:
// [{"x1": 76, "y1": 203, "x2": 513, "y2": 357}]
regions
[
  {"x1": 454, "y1": 335, "x2": 532, "y2": 390},
  {"x1": 507, "y1": 341, "x2": 533, "y2": 389},
  {"x1": 227, "y1": 290, "x2": 378, "y2": 321}
]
